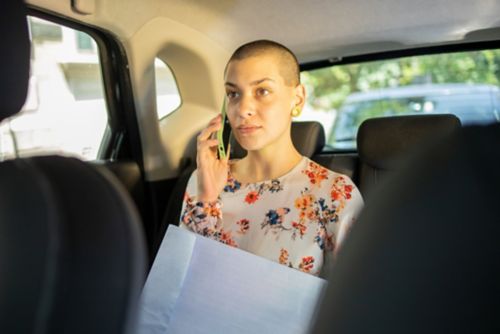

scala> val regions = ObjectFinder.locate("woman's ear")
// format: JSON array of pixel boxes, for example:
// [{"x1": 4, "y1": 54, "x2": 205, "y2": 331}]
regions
[{"x1": 294, "y1": 84, "x2": 306, "y2": 109}]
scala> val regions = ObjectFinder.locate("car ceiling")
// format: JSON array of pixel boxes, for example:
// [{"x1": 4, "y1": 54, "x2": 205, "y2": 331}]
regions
[{"x1": 28, "y1": 0, "x2": 500, "y2": 63}]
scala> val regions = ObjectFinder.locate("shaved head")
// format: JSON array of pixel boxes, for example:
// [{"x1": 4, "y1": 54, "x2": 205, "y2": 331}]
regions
[{"x1": 226, "y1": 40, "x2": 300, "y2": 86}]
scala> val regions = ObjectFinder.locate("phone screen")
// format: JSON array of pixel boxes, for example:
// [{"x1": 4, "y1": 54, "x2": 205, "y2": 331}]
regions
[{"x1": 217, "y1": 98, "x2": 230, "y2": 159}]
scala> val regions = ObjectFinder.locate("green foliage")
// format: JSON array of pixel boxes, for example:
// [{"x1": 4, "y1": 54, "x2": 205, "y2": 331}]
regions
[{"x1": 302, "y1": 50, "x2": 500, "y2": 111}]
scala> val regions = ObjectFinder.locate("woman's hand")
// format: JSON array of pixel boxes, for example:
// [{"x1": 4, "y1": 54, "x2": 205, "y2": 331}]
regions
[{"x1": 196, "y1": 114, "x2": 231, "y2": 202}]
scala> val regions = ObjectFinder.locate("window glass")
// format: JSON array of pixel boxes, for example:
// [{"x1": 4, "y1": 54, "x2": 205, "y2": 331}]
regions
[
  {"x1": 76, "y1": 31, "x2": 94, "y2": 51},
  {"x1": 301, "y1": 50, "x2": 500, "y2": 150},
  {"x1": 0, "y1": 17, "x2": 108, "y2": 161},
  {"x1": 155, "y1": 58, "x2": 181, "y2": 119}
]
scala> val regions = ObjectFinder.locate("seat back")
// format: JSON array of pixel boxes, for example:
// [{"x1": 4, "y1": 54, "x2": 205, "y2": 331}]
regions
[
  {"x1": 313, "y1": 123, "x2": 500, "y2": 333},
  {"x1": 357, "y1": 114, "x2": 461, "y2": 197},
  {"x1": 0, "y1": 157, "x2": 146, "y2": 334},
  {"x1": 0, "y1": 1, "x2": 146, "y2": 333}
]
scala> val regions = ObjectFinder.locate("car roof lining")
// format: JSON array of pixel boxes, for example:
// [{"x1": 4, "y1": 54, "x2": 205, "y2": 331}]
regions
[{"x1": 26, "y1": 0, "x2": 500, "y2": 63}]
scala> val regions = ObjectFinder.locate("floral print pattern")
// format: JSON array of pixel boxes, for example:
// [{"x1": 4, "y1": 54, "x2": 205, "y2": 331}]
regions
[
  {"x1": 244, "y1": 191, "x2": 259, "y2": 204},
  {"x1": 181, "y1": 194, "x2": 222, "y2": 238},
  {"x1": 331, "y1": 176, "x2": 354, "y2": 214},
  {"x1": 294, "y1": 191, "x2": 317, "y2": 221},
  {"x1": 302, "y1": 161, "x2": 328, "y2": 187},
  {"x1": 291, "y1": 221, "x2": 307, "y2": 239},
  {"x1": 279, "y1": 248, "x2": 289, "y2": 265},
  {"x1": 261, "y1": 208, "x2": 291, "y2": 236},
  {"x1": 179, "y1": 157, "x2": 364, "y2": 276},
  {"x1": 299, "y1": 256, "x2": 315, "y2": 273},
  {"x1": 224, "y1": 175, "x2": 241, "y2": 193},
  {"x1": 236, "y1": 219, "x2": 250, "y2": 234},
  {"x1": 216, "y1": 229, "x2": 238, "y2": 248},
  {"x1": 242, "y1": 179, "x2": 284, "y2": 205}
]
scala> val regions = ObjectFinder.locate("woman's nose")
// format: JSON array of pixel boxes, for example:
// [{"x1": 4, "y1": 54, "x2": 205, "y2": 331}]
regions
[{"x1": 237, "y1": 95, "x2": 255, "y2": 117}]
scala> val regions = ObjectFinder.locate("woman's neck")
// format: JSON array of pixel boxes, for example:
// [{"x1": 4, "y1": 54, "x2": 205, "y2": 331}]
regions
[{"x1": 231, "y1": 139, "x2": 303, "y2": 184}]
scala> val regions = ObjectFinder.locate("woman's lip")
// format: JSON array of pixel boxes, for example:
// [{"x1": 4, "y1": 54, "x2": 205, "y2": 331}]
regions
[{"x1": 237, "y1": 126, "x2": 261, "y2": 134}]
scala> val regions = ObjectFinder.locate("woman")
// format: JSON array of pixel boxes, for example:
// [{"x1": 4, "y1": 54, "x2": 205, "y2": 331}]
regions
[{"x1": 180, "y1": 40, "x2": 363, "y2": 276}]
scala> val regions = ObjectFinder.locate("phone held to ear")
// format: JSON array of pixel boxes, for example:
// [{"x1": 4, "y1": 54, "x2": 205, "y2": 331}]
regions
[{"x1": 217, "y1": 97, "x2": 230, "y2": 160}]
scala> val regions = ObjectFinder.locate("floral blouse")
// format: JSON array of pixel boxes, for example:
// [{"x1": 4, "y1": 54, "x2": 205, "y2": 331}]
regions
[{"x1": 179, "y1": 156, "x2": 364, "y2": 276}]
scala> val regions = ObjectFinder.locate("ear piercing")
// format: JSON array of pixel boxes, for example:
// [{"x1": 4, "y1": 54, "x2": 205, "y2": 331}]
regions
[{"x1": 291, "y1": 106, "x2": 302, "y2": 117}]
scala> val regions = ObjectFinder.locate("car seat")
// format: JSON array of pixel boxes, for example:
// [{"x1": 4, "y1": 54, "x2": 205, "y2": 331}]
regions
[{"x1": 313, "y1": 123, "x2": 500, "y2": 333}]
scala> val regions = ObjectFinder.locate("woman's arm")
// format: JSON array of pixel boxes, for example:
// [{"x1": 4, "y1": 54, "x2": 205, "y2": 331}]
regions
[
  {"x1": 179, "y1": 113, "x2": 230, "y2": 236},
  {"x1": 321, "y1": 174, "x2": 364, "y2": 277},
  {"x1": 196, "y1": 114, "x2": 231, "y2": 202},
  {"x1": 179, "y1": 170, "x2": 224, "y2": 238}
]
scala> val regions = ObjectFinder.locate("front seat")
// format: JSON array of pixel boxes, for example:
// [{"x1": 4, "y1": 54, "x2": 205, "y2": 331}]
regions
[
  {"x1": 312, "y1": 123, "x2": 500, "y2": 333},
  {"x1": 0, "y1": 1, "x2": 146, "y2": 333}
]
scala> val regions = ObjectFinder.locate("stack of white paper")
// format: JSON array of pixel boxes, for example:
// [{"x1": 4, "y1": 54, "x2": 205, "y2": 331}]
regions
[{"x1": 137, "y1": 225, "x2": 327, "y2": 334}]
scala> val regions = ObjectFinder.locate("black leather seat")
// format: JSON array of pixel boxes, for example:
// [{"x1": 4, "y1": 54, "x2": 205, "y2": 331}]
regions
[
  {"x1": 357, "y1": 114, "x2": 461, "y2": 197},
  {"x1": 0, "y1": 1, "x2": 146, "y2": 333},
  {"x1": 313, "y1": 123, "x2": 500, "y2": 333}
]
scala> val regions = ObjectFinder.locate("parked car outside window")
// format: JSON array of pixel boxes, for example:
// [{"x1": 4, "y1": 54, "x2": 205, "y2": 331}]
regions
[{"x1": 329, "y1": 83, "x2": 500, "y2": 149}]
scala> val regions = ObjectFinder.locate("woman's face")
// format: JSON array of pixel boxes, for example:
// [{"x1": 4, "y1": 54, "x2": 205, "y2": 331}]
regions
[{"x1": 224, "y1": 53, "x2": 304, "y2": 152}]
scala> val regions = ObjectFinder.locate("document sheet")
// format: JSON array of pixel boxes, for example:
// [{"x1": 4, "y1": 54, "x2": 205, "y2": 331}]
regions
[{"x1": 137, "y1": 225, "x2": 327, "y2": 334}]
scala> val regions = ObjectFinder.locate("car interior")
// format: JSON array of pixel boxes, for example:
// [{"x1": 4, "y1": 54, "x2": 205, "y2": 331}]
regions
[{"x1": 1, "y1": 0, "x2": 499, "y2": 332}]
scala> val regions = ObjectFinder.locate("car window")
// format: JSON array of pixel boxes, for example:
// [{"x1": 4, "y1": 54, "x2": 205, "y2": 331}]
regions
[
  {"x1": 0, "y1": 16, "x2": 108, "y2": 161},
  {"x1": 155, "y1": 58, "x2": 181, "y2": 119},
  {"x1": 301, "y1": 50, "x2": 500, "y2": 150}
]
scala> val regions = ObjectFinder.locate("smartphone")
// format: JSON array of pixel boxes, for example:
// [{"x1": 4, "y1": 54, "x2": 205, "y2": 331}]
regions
[{"x1": 216, "y1": 97, "x2": 231, "y2": 159}]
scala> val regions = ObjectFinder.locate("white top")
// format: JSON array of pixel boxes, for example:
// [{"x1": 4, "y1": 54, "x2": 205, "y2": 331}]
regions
[{"x1": 180, "y1": 156, "x2": 364, "y2": 276}]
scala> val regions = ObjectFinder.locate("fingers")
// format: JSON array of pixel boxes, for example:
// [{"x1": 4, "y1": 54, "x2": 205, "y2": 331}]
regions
[
  {"x1": 198, "y1": 138, "x2": 219, "y2": 151},
  {"x1": 197, "y1": 115, "x2": 222, "y2": 142}
]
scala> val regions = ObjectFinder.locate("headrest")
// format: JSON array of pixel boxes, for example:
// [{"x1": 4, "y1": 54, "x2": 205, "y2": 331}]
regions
[
  {"x1": 230, "y1": 121, "x2": 325, "y2": 159},
  {"x1": 357, "y1": 114, "x2": 461, "y2": 170},
  {"x1": 0, "y1": 0, "x2": 30, "y2": 122}
]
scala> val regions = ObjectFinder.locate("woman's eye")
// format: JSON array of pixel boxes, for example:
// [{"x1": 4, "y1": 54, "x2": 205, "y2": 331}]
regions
[
  {"x1": 257, "y1": 88, "x2": 270, "y2": 96},
  {"x1": 226, "y1": 91, "x2": 239, "y2": 99}
]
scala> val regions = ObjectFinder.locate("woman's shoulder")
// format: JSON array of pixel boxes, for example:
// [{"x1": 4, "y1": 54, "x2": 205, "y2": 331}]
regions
[
  {"x1": 300, "y1": 157, "x2": 363, "y2": 206},
  {"x1": 300, "y1": 157, "x2": 355, "y2": 185}
]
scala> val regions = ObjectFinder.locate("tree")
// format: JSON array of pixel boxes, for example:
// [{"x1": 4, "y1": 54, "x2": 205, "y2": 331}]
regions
[{"x1": 302, "y1": 50, "x2": 500, "y2": 112}]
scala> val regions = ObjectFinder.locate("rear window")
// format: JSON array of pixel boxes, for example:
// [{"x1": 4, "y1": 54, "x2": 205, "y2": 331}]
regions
[{"x1": 300, "y1": 50, "x2": 500, "y2": 150}]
